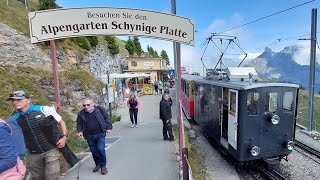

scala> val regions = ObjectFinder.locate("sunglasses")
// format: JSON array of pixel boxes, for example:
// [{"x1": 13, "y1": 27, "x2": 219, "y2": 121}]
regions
[
  {"x1": 83, "y1": 103, "x2": 91, "y2": 107},
  {"x1": 10, "y1": 92, "x2": 26, "y2": 98}
]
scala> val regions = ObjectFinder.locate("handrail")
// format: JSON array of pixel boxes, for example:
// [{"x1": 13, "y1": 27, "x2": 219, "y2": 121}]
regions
[{"x1": 178, "y1": 99, "x2": 190, "y2": 180}]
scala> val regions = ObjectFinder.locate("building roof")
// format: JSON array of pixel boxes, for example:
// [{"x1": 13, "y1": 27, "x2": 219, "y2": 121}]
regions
[
  {"x1": 182, "y1": 74, "x2": 300, "y2": 90},
  {"x1": 124, "y1": 69, "x2": 168, "y2": 72}
]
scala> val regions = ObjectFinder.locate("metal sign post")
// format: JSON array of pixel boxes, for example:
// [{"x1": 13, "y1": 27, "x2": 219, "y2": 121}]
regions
[
  {"x1": 50, "y1": 40, "x2": 61, "y2": 114},
  {"x1": 307, "y1": 8, "x2": 317, "y2": 131},
  {"x1": 50, "y1": 40, "x2": 68, "y2": 174},
  {"x1": 107, "y1": 71, "x2": 112, "y2": 117}
]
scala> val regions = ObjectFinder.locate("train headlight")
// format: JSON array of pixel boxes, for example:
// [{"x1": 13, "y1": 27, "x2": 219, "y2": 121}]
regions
[
  {"x1": 271, "y1": 115, "x2": 280, "y2": 125},
  {"x1": 250, "y1": 146, "x2": 260, "y2": 157},
  {"x1": 286, "y1": 141, "x2": 294, "y2": 150}
]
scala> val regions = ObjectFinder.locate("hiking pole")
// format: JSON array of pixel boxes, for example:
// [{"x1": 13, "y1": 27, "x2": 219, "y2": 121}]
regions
[{"x1": 77, "y1": 138, "x2": 82, "y2": 179}]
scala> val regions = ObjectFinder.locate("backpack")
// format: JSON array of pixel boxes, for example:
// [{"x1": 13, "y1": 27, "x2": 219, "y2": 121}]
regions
[
  {"x1": 2, "y1": 119, "x2": 26, "y2": 159},
  {"x1": 0, "y1": 120, "x2": 26, "y2": 180}
]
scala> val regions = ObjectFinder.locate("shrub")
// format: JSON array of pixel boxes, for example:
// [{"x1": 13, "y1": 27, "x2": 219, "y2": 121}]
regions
[
  {"x1": 104, "y1": 35, "x2": 120, "y2": 55},
  {"x1": 111, "y1": 114, "x2": 121, "y2": 123},
  {"x1": 70, "y1": 37, "x2": 91, "y2": 51},
  {"x1": 86, "y1": 36, "x2": 99, "y2": 47}
]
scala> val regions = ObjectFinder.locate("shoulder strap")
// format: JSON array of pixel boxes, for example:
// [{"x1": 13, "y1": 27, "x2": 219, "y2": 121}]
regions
[
  {"x1": 0, "y1": 119, "x2": 12, "y2": 135},
  {"x1": 95, "y1": 106, "x2": 105, "y2": 118}
]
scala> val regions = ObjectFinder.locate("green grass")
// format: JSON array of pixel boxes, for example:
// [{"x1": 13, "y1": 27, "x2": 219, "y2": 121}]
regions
[
  {"x1": 296, "y1": 90, "x2": 320, "y2": 131},
  {"x1": 0, "y1": 65, "x2": 52, "y2": 118},
  {"x1": 111, "y1": 114, "x2": 121, "y2": 123},
  {"x1": 172, "y1": 125, "x2": 207, "y2": 180},
  {"x1": 0, "y1": 66, "x2": 108, "y2": 153},
  {"x1": 0, "y1": 0, "x2": 38, "y2": 35}
]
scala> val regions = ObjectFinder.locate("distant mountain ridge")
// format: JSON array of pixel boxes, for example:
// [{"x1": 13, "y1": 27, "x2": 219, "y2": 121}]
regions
[{"x1": 245, "y1": 45, "x2": 320, "y2": 92}]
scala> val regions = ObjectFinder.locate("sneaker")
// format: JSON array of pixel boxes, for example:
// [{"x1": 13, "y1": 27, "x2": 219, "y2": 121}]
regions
[
  {"x1": 101, "y1": 167, "x2": 108, "y2": 175},
  {"x1": 135, "y1": 124, "x2": 138, "y2": 128},
  {"x1": 93, "y1": 165, "x2": 101, "y2": 172},
  {"x1": 131, "y1": 124, "x2": 134, "y2": 128}
]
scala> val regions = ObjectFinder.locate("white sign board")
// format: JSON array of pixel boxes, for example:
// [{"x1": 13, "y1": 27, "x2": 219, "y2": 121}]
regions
[
  {"x1": 29, "y1": 7, "x2": 195, "y2": 45},
  {"x1": 108, "y1": 83, "x2": 114, "y2": 103},
  {"x1": 144, "y1": 62, "x2": 154, "y2": 67}
]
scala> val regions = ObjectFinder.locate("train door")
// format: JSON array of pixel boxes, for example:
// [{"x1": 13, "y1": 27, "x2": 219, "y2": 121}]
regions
[
  {"x1": 260, "y1": 89, "x2": 280, "y2": 153},
  {"x1": 228, "y1": 89, "x2": 238, "y2": 150},
  {"x1": 278, "y1": 88, "x2": 296, "y2": 150}
]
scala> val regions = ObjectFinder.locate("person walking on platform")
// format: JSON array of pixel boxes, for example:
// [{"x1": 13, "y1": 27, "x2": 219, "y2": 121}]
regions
[
  {"x1": 158, "y1": 80, "x2": 163, "y2": 94},
  {"x1": 164, "y1": 86, "x2": 170, "y2": 94},
  {"x1": 76, "y1": 98, "x2": 112, "y2": 175},
  {"x1": 0, "y1": 119, "x2": 26, "y2": 180},
  {"x1": 159, "y1": 93, "x2": 174, "y2": 141},
  {"x1": 7, "y1": 90, "x2": 67, "y2": 180},
  {"x1": 126, "y1": 93, "x2": 140, "y2": 128},
  {"x1": 154, "y1": 82, "x2": 159, "y2": 95}
]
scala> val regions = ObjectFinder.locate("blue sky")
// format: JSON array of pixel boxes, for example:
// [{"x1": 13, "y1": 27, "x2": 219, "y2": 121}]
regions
[{"x1": 56, "y1": 0, "x2": 319, "y2": 74}]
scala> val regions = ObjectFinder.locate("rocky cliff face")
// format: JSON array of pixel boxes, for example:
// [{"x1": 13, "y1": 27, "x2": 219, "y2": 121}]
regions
[
  {"x1": 0, "y1": 24, "x2": 52, "y2": 69},
  {"x1": 0, "y1": 23, "x2": 128, "y2": 79}
]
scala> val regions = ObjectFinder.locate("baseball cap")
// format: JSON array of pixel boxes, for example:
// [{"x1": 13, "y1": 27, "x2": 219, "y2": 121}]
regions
[{"x1": 7, "y1": 90, "x2": 30, "y2": 101}]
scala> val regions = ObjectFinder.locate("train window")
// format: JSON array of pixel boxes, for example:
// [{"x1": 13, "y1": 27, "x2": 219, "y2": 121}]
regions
[
  {"x1": 230, "y1": 92, "x2": 237, "y2": 112},
  {"x1": 247, "y1": 92, "x2": 259, "y2": 115},
  {"x1": 186, "y1": 83, "x2": 189, "y2": 97},
  {"x1": 181, "y1": 80, "x2": 184, "y2": 93},
  {"x1": 265, "y1": 93, "x2": 278, "y2": 113},
  {"x1": 283, "y1": 92, "x2": 294, "y2": 112},
  {"x1": 210, "y1": 87, "x2": 215, "y2": 105}
]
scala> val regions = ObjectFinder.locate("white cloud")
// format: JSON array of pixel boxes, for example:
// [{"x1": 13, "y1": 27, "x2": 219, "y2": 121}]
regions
[
  {"x1": 206, "y1": 19, "x2": 226, "y2": 34},
  {"x1": 293, "y1": 41, "x2": 320, "y2": 65},
  {"x1": 239, "y1": 52, "x2": 261, "y2": 61}
]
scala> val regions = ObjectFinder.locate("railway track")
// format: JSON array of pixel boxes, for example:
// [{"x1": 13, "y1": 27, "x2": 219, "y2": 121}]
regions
[
  {"x1": 294, "y1": 140, "x2": 320, "y2": 164},
  {"x1": 247, "y1": 166, "x2": 288, "y2": 180}
]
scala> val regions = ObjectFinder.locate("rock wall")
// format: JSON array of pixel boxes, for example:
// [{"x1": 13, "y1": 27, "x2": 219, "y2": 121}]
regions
[
  {"x1": 0, "y1": 23, "x2": 128, "y2": 79},
  {"x1": 0, "y1": 23, "x2": 51, "y2": 69},
  {"x1": 88, "y1": 45, "x2": 127, "y2": 81}
]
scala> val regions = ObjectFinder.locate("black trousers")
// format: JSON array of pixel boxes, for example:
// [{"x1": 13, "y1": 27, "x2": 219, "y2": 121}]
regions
[
  {"x1": 162, "y1": 119, "x2": 174, "y2": 140},
  {"x1": 129, "y1": 109, "x2": 138, "y2": 124}
]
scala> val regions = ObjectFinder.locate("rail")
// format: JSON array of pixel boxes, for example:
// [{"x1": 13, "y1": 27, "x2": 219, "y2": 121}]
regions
[
  {"x1": 178, "y1": 99, "x2": 192, "y2": 180},
  {"x1": 256, "y1": 166, "x2": 288, "y2": 180},
  {"x1": 294, "y1": 140, "x2": 320, "y2": 160}
]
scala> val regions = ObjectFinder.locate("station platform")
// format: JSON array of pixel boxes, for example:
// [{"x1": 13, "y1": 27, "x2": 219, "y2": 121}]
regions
[{"x1": 62, "y1": 92, "x2": 179, "y2": 180}]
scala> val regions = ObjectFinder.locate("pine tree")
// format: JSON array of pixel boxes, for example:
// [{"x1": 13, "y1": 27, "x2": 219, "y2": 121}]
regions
[
  {"x1": 38, "y1": 0, "x2": 60, "y2": 10},
  {"x1": 104, "y1": 35, "x2": 120, "y2": 55},
  {"x1": 147, "y1": 45, "x2": 155, "y2": 57},
  {"x1": 154, "y1": 50, "x2": 159, "y2": 58},
  {"x1": 125, "y1": 37, "x2": 135, "y2": 56},
  {"x1": 133, "y1": 36, "x2": 143, "y2": 57},
  {"x1": 160, "y1": 50, "x2": 170, "y2": 65}
]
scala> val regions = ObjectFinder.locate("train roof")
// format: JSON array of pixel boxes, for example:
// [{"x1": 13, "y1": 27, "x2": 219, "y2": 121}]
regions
[{"x1": 181, "y1": 74, "x2": 300, "y2": 90}]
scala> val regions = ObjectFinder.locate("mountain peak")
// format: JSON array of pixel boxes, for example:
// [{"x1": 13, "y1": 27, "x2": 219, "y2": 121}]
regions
[
  {"x1": 280, "y1": 45, "x2": 299, "y2": 54},
  {"x1": 265, "y1": 47, "x2": 273, "y2": 53}
]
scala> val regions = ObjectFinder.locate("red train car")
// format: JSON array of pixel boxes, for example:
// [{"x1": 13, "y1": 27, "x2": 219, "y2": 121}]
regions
[{"x1": 181, "y1": 74, "x2": 202, "y2": 119}]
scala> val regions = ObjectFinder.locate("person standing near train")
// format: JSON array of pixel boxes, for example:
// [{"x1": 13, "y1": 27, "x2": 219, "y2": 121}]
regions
[
  {"x1": 126, "y1": 93, "x2": 140, "y2": 128},
  {"x1": 159, "y1": 93, "x2": 174, "y2": 141}
]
